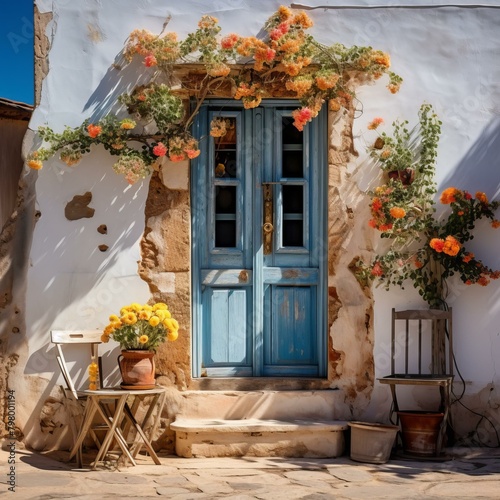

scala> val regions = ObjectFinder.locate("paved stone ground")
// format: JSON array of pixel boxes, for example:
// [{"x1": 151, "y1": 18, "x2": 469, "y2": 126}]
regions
[{"x1": 1, "y1": 445, "x2": 500, "y2": 499}]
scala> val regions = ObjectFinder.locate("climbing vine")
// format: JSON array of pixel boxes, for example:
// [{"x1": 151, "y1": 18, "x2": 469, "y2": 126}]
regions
[{"x1": 27, "y1": 5, "x2": 400, "y2": 184}]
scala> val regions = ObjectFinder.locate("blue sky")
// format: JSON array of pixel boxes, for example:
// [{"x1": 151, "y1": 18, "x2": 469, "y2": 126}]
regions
[{"x1": 0, "y1": 1, "x2": 34, "y2": 104}]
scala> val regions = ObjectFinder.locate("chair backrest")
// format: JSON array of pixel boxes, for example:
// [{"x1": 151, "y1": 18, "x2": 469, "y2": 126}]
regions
[
  {"x1": 51, "y1": 330, "x2": 103, "y2": 398},
  {"x1": 390, "y1": 308, "x2": 453, "y2": 377}
]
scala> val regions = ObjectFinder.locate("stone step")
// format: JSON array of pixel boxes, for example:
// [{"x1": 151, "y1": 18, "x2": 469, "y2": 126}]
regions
[
  {"x1": 170, "y1": 418, "x2": 348, "y2": 458},
  {"x1": 176, "y1": 389, "x2": 343, "y2": 420}
]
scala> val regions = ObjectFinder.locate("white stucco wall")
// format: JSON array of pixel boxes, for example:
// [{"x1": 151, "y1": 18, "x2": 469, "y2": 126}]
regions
[{"x1": 21, "y1": 0, "x2": 500, "y2": 448}]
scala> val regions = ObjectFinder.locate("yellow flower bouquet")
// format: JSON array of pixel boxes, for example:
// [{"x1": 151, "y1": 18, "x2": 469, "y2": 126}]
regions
[{"x1": 102, "y1": 302, "x2": 179, "y2": 352}]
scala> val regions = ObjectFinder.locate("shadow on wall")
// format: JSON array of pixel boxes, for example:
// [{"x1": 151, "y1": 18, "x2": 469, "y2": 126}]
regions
[
  {"x1": 83, "y1": 53, "x2": 154, "y2": 119},
  {"x1": 440, "y1": 116, "x2": 500, "y2": 200}
]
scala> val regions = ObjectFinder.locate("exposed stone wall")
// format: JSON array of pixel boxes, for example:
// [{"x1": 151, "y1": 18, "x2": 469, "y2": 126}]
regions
[
  {"x1": 326, "y1": 104, "x2": 376, "y2": 419},
  {"x1": 139, "y1": 165, "x2": 192, "y2": 392},
  {"x1": 0, "y1": 159, "x2": 38, "y2": 439},
  {"x1": 34, "y1": 6, "x2": 51, "y2": 107}
]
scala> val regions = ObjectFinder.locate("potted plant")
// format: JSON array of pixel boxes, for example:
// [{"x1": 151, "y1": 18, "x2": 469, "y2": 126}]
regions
[
  {"x1": 368, "y1": 115, "x2": 413, "y2": 185},
  {"x1": 101, "y1": 302, "x2": 179, "y2": 389}
]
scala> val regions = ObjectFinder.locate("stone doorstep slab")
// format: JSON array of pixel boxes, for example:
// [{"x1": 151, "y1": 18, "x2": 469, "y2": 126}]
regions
[
  {"x1": 170, "y1": 419, "x2": 349, "y2": 458},
  {"x1": 170, "y1": 418, "x2": 349, "y2": 433}
]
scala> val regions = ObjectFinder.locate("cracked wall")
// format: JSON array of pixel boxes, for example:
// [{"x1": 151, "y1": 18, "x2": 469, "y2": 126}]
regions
[{"x1": 326, "y1": 103, "x2": 376, "y2": 419}]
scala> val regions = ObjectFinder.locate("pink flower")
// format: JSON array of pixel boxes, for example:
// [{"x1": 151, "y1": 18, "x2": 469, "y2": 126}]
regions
[
  {"x1": 270, "y1": 21, "x2": 290, "y2": 40},
  {"x1": 371, "y1": 262, "x2": 384, "y2": 277},
  {"x1": 144, "y1": 53, "x2": 157, "y2": 67},
  {"x1": 292, "y1": 107, "x2": 313, "y2": 131},
  {"x1": 153, "y1": 142, "x2": 167, "y2": 157},
  {"x1": 265, "y1": 48, "x2": 276, "y2": 61},
  {"x1": 221, "y1": 33, "x2": 239, "y2": 49}
]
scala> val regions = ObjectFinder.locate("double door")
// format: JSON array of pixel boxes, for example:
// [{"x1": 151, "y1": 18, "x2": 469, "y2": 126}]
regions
[{"x1": 192, "y1": 101, "x2": 327, "y2": 377}]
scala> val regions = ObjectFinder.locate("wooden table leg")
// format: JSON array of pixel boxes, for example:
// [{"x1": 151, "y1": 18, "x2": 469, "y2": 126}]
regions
[
  {"x1": 92, "y1": 395, "x2": 136, "y2": 469},
  {"x1": 93, "y1": 397, "x2": 136, "y2": 468},
  {"x1": 69, "y1": 398, "x2": 98, "y2": 465},
  {"x1": 122, "y1": 402, "x2": 161, "y2": 465}
]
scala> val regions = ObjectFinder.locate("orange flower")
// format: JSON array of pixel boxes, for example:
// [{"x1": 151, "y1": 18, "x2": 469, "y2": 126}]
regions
[
  {"x1": 492, "y1": 220, "x2": 500, "y2": 229},
  {"x1": 478, "y1": 275, "x2": 490, "y2": 286},
  {"x1": 380, "y1": 149, "x2": 391, "y2": 159},
  {"x1": 208, "y1": 62, "x2": 231, "y2": 77},
  {"x1": 315, "y1": 73, "x2": 339, "y2": 90},
  {"x1": 371, "y1": 51, "x2": 391, "y2": 67},
  {"x1": 329, "y1": 99, "x2": 341, "y2": 112},
  {"x1": 367, "y1": 117, "x2": 384, "y2": 130},
  {"x1": 462, "y1": 252, "x2": 474, "y2": 263},
  {"x1": 442, "y1": 235, "x2": 461, "y2": 257},
  {"x1": 186, "y1": 149, "x2": 200, "y2": 159},
  {"x1": 293, "y1": 12, "x2": 313, "y2": 28},
  {"x1": 440, "y1": 187, "x2": 459, "y2": 204},
  {"x1": 429, "y1": 238, "x2": 445, "y2": 253},
  {"x1": 368, "y1": 219, "x2": 377, "y2": 229},
  {"x1": 389, "y1": 207, "x2": 406, "y2": 219},
  {"x1": 475, "y1": 191, "x2": 488, "y2": 204},
  {"x1": 285, "y1": 77, "x2": 313, "y2": 97},
  {"x1": 371, "y1": 197, "x2": 382, "y2": 212},
  {"x1": 28, "y1": 159, "x2": 43, "y2": 170},
  {"x1": 87, "y1": 124, "x2": 102, "y2": 138},
  {"x1": 387, "y1": 83, "x2": 401, "y2": 94},
  {"x1": 414, "y1": 259, "x2": 423, "y2": 269},
  {"x1": 169, "y1": 153, "x2": 186, "y2": 162}
]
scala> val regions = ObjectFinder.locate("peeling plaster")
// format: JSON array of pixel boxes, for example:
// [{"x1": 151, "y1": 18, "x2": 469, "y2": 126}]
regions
[{"x1": 64, "y1": 192, "x2": 95, "y2": 220}]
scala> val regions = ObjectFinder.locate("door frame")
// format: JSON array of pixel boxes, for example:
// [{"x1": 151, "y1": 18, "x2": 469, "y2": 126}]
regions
[{"x1": 191, "y1": 99, "x2": 328, "y2": 379}]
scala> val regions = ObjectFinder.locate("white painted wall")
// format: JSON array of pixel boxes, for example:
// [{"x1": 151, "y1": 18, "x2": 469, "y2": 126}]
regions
[{"x1": 24, "y1": 0, "x2": 500, "y2": 447}]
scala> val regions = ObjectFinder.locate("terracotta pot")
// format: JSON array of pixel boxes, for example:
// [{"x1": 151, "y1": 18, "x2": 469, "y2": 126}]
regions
[
  {"x1": 118, "y1": 350, "x2": 156, "y2": 389},
  {"x1": 388, "y1": 168, "x2": 414, "y2": 186},
  {"x1": 397, "y1": 411, "x2": 444, "y2": 456}
]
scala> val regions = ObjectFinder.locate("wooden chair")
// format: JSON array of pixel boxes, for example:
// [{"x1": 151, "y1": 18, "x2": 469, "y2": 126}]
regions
[
  {"x1": 51, "y1": 330, "x2": 108, "y2": 467},
  {"x1": 51, "y1": 330, "x2": 165, "y2": 469},
  {"x1": 378, "y1": 308, "x2": 454, "y2": 456}
]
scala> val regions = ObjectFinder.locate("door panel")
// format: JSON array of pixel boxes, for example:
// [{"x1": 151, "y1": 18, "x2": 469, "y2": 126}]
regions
[
  {"x1": 266, "y1": 286, "x2": 316, "y2": 367},
  {"x1": 203, "y1": 288, "x2": 252, "y2": 372},
  {"x1": 192, "y1": 101, "x2": 326, "y2": 378}
]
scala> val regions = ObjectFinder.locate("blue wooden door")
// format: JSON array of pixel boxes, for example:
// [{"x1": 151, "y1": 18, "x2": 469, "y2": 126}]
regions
[{"x1": 192, "y1": 101, "x2": 327, "y2": 378}]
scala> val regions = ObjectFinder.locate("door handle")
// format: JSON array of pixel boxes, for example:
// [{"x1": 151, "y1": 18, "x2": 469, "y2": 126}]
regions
[
  {"x1": 263, "y1": 184, "x2": 273, "y2": 254},
  {"x1": 263, "y1": 222, "x2": 274, "y2": 233}
]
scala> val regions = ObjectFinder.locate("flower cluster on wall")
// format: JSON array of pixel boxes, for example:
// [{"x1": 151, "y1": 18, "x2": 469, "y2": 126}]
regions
[
  {"x1": 27, "y1": 5, "x2": 400, "y2": 184},
  {"x1": 355, "y1": 104, "x2": 500, "y2": 307}
]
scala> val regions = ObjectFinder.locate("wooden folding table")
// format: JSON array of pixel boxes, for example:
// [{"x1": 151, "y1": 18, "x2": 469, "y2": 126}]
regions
[{"x1": 69, "y1": 387, "x2": 166, "y2": 469}]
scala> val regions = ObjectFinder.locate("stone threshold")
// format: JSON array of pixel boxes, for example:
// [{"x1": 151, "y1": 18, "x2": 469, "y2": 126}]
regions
[{"x1": 170, "y1": 418, "x2": 349, "y2": 458}]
